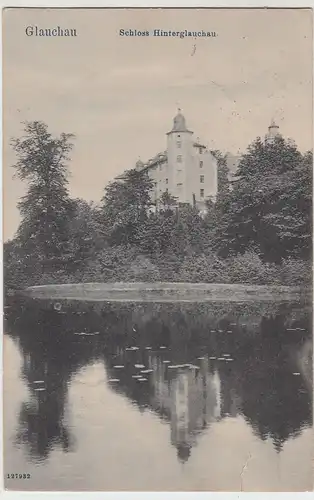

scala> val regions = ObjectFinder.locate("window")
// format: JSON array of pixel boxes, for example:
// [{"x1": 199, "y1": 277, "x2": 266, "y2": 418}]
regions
[
  {"x1": 159, "y1": 164, "x2": 162, "y2": 171},
  {"x1": 200, "y1": 189, "x2": 204, "y2": 198},
  {"x1": 200, "y1": 160, "x2": 203, "y2": 168},
  {"x1": 176, "y1": 141, "x2": 182, "y2": 148},
  {"x1": 165, "y1": 178, "x2": 168, "y2": 185},
  {"x1": 177, "y1": 134, "x2": 181, "y2": 138},
  {"x1": 177, "y1": 155, "x2": 182, "y2": 163},
  {"x1": 200, "y1": 175, "x2": 204, "y2": 183},
  {"x1": 177, "y1": 182, "x2": 183, "y2": 187},
  {"x1": 199, "y1": 148, "x2": 203, "y2": 154}
]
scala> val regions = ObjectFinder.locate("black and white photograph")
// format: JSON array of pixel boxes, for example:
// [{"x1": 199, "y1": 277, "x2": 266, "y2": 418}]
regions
[{"x1": 2, "y1": 7, "x2": 313, "y2": 492}]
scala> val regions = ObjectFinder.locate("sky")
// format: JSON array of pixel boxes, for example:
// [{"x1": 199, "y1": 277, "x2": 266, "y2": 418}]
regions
[{"x1": 3, "y1": 8, "x2": 313, "y2": 240}]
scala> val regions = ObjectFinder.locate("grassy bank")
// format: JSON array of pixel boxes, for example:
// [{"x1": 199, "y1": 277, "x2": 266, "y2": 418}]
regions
[{"x1": 21, "y1": 282, "x2": 309, "y2": 303}]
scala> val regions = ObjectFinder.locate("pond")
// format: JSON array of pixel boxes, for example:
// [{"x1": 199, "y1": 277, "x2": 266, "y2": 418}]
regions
[{"x1": 3, "y1": 299, "x2": 313, "y2": 491}]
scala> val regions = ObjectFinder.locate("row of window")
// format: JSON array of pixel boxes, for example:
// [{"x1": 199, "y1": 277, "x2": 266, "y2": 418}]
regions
[
  {"x1": 177, "y1": 142, "x2": 203, "y2": 153},
  {"x1": 156, "y1": 178, "x2": 205, "y2": 199},
  {"x1": 157, "y1": 175, "x2": 204, "y2": 185},
  {"x1": 160, "y1": 175, "x2": 204, "y2": 185},
  {"x1": 157, "y1": 187, "x2": 205, "y2": 198},
  {"x1": 176, "y1": 136, "x2": 204, "y2": 156},
  {"x1": 176, "y1": 156, "x2": 204, "y2": 168},
  {"x1": 176, "y1": 184, "x2": 205, "y2": 198},
  {"x1": 159, "y1": 157, "x2": 204, "y2": 168},
  {"x1": 158, "y1": 185, "x2": 205, "y2": 198}
]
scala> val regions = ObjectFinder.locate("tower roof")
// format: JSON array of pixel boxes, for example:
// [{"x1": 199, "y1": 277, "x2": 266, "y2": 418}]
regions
[
  {"x1": 167, "y1": 109, "x2": 193, "y2": 135},
  {"x1": 177, "y1": 443, "x2": 191, "y2": 463},
  {"x1": 135, "y1": 159, "x2": 144, "y2": 170},
  {"x1": 269, "y1": 118, "x2": 279, "y2": 130}
]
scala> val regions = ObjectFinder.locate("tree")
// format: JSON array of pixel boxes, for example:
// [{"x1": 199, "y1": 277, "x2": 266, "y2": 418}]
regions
[
  {"x1": 66, "y1": 199, "x2": 104, "y2": 274},
  {"x1": 135, "y1": 212, "x2": 175, "y2": 256},
  {"x1": 158, "y1": 190, "x2": 177, "y2": 214},
  {"x1": 135, "y1": 191, "x2": 209, "y2": 259},
  {"x1": 10, "y1": 121, "x2": 75, "y2": 274},
  {"x1": 100, "y1": 168, "x2": 154, "y2": 246},
  {"x1": 3, "y1": 239, "x2": 36, "y2": 292},
  {"x1": 265, "y1": 150, "x2": 312, "y2": 260},
  {"x1": 172, "y1": 204, "x2": 208, "y2": 256},
  {"x1": 135, "y1": 190, "x2": 178, "y2": 256},
  {"x1": 215, "y1": 135, "x2": 311, "y2": 263}
]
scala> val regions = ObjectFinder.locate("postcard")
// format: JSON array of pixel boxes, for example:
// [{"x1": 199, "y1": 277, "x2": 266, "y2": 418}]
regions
[{"x1": 2, "y1": 7, "x2": 313, "y2": 492}]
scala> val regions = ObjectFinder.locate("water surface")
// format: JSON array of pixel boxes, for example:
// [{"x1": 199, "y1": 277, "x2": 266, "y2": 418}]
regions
[{"x1": 3, "y1": 299, "x2": 313, "y2": 491}]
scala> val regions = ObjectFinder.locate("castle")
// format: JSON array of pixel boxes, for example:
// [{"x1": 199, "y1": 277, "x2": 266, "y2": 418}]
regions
[
  {"x1": 132, "y1": 109, "x2": 218, "y2": 211},
  {"x1": 118, "y1": 110, "x2": 281, "y2": 211}
]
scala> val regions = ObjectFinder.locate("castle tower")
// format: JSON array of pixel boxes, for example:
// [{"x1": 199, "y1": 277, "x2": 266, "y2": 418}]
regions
[
  {"x1": 166, "y1": 109, "x2": 194, "y2": 204},
  {"x1": 135, "y1": 159, "x2": 144, "y2": 171},
  {"x1": 266, "y1": 118, "x2": 281, "y2": 144}
]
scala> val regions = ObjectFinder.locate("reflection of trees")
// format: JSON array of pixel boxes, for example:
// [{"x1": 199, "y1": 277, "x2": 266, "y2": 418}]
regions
[
  {"x1": 6, "y1": 305, "x2": 102, "y2": 462},
  {"x1": 16, "y1": 397, "x2": 72, "y2": 460},
  {"x1": 5, "y1": 299, "x2": 312, "y2": 464},
  {"x1": 103, "y1": 311, "x2": 312, "y2": 460},
  {"x1": 233, "y1": 315, "x2": 312, "y2": 451}
]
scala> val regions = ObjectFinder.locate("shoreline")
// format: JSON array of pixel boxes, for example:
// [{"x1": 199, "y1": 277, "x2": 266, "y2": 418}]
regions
[{"x1": 19, "y1": 282, "x2": 310, "y2": 303}]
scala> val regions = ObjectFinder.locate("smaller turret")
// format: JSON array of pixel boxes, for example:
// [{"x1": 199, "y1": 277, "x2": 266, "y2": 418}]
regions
[
  {"x1": 266, "y1": 118, "x2": 281, "y2": 144},
  {"x1": 135, "y1": 159, "x2": 144, "y2": 171}
]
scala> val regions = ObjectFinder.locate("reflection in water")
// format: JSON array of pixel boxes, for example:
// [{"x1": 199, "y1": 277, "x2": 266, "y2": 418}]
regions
[{"x1": 4, "y1": 298, "x2": 313, "y2": 489}]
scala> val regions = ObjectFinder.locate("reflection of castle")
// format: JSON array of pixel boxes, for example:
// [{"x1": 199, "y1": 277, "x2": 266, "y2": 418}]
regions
[
  {"x1": 219, "y1": 368, "x2": 242, "y2": 418},
  {"x1": 149, "y1": 356, "x2": 221, "y2": 462}
]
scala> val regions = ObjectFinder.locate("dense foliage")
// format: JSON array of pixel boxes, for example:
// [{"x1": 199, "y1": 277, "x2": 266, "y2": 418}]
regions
[
  {"x1": 214, "y1": 137, "x2": 312, "y2": 263},
  {"x1": 4, "y1": 122, "x2": 312, "y2": 293},
  {"x1": 10, "y1": 122, "x2": 75, "y2": 270}
]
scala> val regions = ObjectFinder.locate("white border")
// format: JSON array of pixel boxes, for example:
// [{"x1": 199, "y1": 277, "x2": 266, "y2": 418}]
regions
[
  {"x1": 0, "y1": 1, "x2": 314, "y2": 6},
  {"x1": 0, "y1": 1, "x2": 313, "y2": 500}
]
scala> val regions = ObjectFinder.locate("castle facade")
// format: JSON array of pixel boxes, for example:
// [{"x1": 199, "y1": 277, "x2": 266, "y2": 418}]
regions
[{"x1": 135, "y1": 110, "x2": 218, "y2": 211}]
